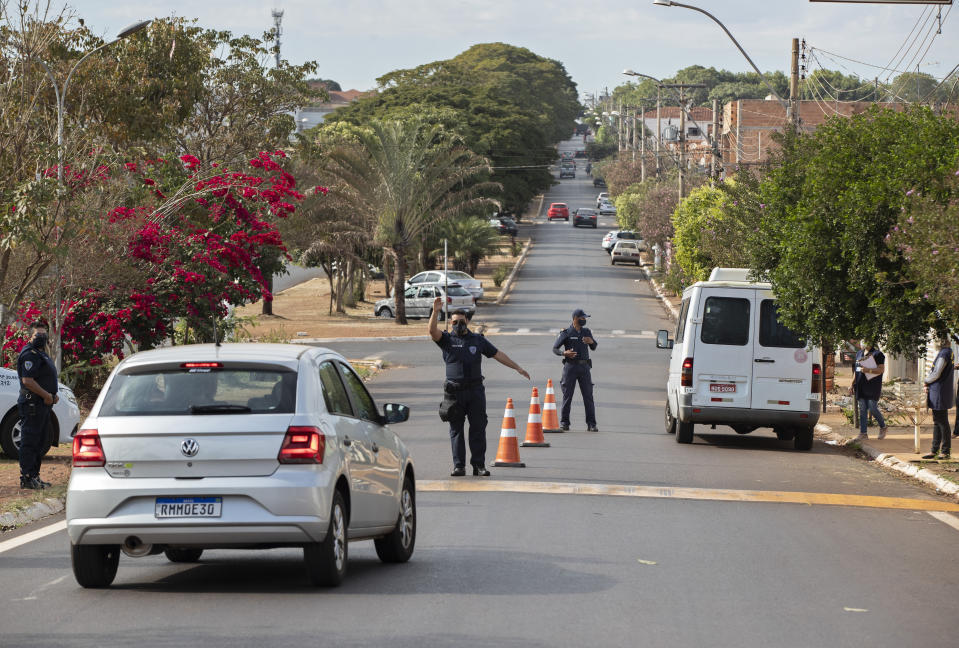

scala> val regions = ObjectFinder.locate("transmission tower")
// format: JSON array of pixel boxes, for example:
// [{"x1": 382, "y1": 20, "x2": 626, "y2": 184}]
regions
[{"x1": 272, "y1": 8, "x2": 283, "y2": 68}]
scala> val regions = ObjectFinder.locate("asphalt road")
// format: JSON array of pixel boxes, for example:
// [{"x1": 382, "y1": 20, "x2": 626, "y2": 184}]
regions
[{"x1": 3, "y1": 138, "x2": 958, "y2": 648}]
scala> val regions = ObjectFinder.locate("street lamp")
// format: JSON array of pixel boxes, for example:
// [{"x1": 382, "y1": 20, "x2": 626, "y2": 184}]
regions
[
  {"x1": 651, "y1": 0, "x2": 789, "y2": 112},
  {"x1": 28, "y1": 18, "x2": 152, "y2": 369}
]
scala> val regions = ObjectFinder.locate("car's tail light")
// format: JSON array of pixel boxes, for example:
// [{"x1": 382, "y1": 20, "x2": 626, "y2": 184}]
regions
[
  {"x1": 278, "y1": 426, "x2": 325, "y2": 464},
  {"x1": 181, "y1": 362, "x2": 222, "y2": 368},
  {"x1": 447, "y1": 297, "x2": 452, "y2": 304},
  {"x1": 811, "y1": 363, "x2": 822, "y2": 394},
  {"x1": 73, "y1": 429, "x2": 105, "y2": 467},
  {"x1": 681, "y1": 357, "x2": 694, "y2": 387}
]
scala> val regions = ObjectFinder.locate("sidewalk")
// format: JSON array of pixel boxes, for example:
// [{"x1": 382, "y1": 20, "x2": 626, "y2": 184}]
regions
[{"x1": 642, "y1": 267, "x2": 959, "y2": 500}]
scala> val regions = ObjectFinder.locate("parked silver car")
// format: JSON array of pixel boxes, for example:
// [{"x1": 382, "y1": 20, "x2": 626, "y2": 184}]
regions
[
  {"x1": 66, "y1": 343, "x2": 416, "y2": 588},
  {"x1": 376, "y1": 283, "x2": 475, "y2": 319},
  {"x1": 406, "y1": 270, "x2": 483, "y2": 300}
]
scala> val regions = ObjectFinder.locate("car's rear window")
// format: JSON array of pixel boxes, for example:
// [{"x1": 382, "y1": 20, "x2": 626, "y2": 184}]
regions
[
  {"x1": 616, "y1": 242, "x2": 637, "y2": 249},
  {"x1": 701, "y1": 297, "x2": 751, "y2": 346},
  {"x1": 448, "y1": 272, "x2": 471, "y2": 280},
  {"x1": 618, "y1": 232, "x2": 637, "y2": 239},
  {"x1": 552, "y1": 203, "x2": 567, "y2": 208},
  {"x1": 446, "y1": 285, "x2": 471, "y2": 297},
  {"x1": 99, "y1": 367, "x2": 297, "y2": 416},
  {"x1": 759, "y1": 300, "x2": 805, "y2": 348},
  {"x1": 578, "y1": 209, "x2": 596, "y2": 215}
]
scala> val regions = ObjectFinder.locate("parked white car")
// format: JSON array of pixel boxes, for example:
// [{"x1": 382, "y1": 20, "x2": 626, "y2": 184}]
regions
[
  {"x1": 0, "y1": 365, "x2": 81, "y2": 459},
  {"x1": 66, "y1": 343, "x2": 416, "y2": 588},
  {"x1": 610, "y1": 240, "x2": 642, "y2": 266},
  {"x1": 406, "y1": 270, "x2": 483, "y2": 300},
  {"x1": 656, "y1": 268, "x2": 821, "y2": 450},
  {"x1": 376, "y1": 283, "x2": 475, "y2": 319},
  {"x1": 595, "y1": 192, "x2": 609, "y2": 207}
]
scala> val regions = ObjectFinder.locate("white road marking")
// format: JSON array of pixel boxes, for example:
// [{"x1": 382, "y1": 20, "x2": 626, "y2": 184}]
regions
[
  {"x1": 515, "y1": 328, "x2": 531, "y2": 334},
  {"x1": 928, "y1": 510, "x2": 959, "y2": 533},
  {"x1": 485, "y1": 328, "x2": 500, "y2": 334},
  {"x1": 612, "y1": 329, "x2": 626, "y2": 335},
  {"x1": 843, "y1": 608, "x2": 869, "y2": 613},
  {"x1": 636, "y1": 559, "x2": 657, "y2": 566},
  {"x1": 0, "y1": 520, "x2": 66, "y2": 555},
  {"x1": 12, "y1": 575, "x2": 67, "y2": 602}
]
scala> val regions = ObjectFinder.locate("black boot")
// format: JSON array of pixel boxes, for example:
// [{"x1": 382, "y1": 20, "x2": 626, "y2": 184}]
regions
[
  {"x1": 19, "y1": 475, "x2": 44, "y2": 490},
  {"x1": 450, "y1": 466, "x2": 466, "y2": 477},
  {"x1": 472, "y1": 465, "x2": 490, "y2": 477}
]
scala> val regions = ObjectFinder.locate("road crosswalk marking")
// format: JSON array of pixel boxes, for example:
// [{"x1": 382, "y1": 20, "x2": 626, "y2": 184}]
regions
[
  {"x1": 418, "y1": 479, "x2": 959, "y2": 514},
  {"x1": 482, "y1": 328, "x2": 655, "y2": 339}
]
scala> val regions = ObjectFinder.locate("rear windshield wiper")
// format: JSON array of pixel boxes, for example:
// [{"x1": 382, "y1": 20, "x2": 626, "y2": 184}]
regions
[{"x1": 189, "y1": 404, "x2": 252, "y2": 414}]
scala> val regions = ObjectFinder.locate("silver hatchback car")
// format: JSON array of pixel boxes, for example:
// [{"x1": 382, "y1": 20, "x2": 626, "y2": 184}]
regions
[{"x1": 67, "y1": 343, "x2": 416, "y2": 588}]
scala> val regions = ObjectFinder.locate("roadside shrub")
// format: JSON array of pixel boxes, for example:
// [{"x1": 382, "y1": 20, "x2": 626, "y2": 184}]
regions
[{"x1": 493, "y1": 263, "x2": 511, "y2": 287}]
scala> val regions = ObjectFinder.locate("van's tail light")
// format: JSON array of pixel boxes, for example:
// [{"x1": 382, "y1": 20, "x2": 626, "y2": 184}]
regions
[
  {"x1": 811, "y1": 363, "x2": 822, "y2": 394},
  {"x1": 73, "y1": 429, "x2": 105, "y2": 467},
  {"x1": 447, "y1": 297, "x2": 452, "y2": 304},
  {"x1": 681, "y1": 357, "x2": 694, "y2": 387},
  {"x1": 278, "y1": 426, "x2": 325, "y2": 464}
]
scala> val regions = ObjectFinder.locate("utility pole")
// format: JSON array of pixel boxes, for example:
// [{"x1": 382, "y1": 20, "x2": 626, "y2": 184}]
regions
[
  {"x1": 790, "y1": 37, "x2": 800, "y2": 128},
  {"x1": 264, "y1": 7, "x2": 284, "y2": 317},
  {"x1": 640, "y1": 102, "x2": 647, "y2": 183},
  {"x1": 631, "y1": 108, "x2": 637, "y2": 163},
  {"x1": 662, "y1": 83, "x2": 706, "y2": 199},
  {"x1": 711, "y1": 98, "x2": 719, "y2": 178},
  {"x1": 655, "y1": 86, "x2": 662, "y2": 173}
]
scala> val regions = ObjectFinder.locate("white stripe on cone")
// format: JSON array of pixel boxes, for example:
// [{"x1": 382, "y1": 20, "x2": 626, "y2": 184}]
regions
[
  {"x1": 528, "y1": 414, "x2": 541, "y2": 423},
  {"x1": 500, "y1": 427, "x2": 518, "y2": 438},
  {"x1": 543, "y1": 401, "x2": 557, "y2": 410}
]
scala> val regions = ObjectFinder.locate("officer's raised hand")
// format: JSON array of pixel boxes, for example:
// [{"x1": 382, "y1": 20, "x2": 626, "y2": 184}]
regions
[
  {"x1": 563, "y1": 349, "x2": 577, "y2": 359},
  {"x1": 432, "y1": 296, "x2": 443, "y2": 313}
]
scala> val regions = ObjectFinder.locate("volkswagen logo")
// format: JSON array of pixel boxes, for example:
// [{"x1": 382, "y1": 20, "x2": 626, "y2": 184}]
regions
[{"x1": 180, "y1": 438, "x2": 200, "y2": 457}]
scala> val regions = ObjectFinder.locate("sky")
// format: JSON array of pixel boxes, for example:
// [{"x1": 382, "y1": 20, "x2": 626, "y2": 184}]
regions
[{"x1": 66, "y1": 0, "x2": 959, "y2": 100}]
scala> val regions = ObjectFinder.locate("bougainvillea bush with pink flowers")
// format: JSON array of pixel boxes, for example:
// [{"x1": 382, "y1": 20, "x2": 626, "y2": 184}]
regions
[{"x1": 1, "y1": 151, "x2": 318, "y2": 373}]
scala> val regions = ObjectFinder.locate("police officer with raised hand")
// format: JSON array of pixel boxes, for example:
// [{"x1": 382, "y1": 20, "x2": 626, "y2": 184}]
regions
[
  {"x1": 16, "y1": 321, "x2": 59, "y2": 490},
  {"x1": 553, "y1": 309, "x2": 598, "y2": 432},
  {"x1": 429, "y1": 296, "x2": 529, "y2": 477}
]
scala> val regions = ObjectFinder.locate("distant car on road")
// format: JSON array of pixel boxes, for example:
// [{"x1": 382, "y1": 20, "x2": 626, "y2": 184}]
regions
[
  {"x1": 595, "y1": 192, "x2": 609, "y2": 207},
  {"x1": 610, "y1": 240, "x2": 642, "y2": 266},
  {"x1": 407, "y1": 270, "x2": 483, "y2": 300},
  {"x1": 377, "y1": 283, "x2": 475, "y2": 320},
  {"x1": 602, "y1": 230, "x2": 639, "y2": 253},
  {"x1": 547, "y1": 203, "x2": 570, "y2": 221},
  {"x1": 488, "y1": 217, "x2": 518, "y2": 237},
  {"x1": 559, "y1": 163, "x2": 575, "y2": 179},
  {"x1": 573, "y1": 207, "x2": 598, "y2": 228},
  {"x1": 598, "y1": 201, "x2": 617, "y2": 216},
  {"x1": 66, "y1": 343, "x2": 416, "y2": 588},
  {"x1": 1, "y1": 366, "x2": 81, "y2": 460},
  {"x1": 574, "y1": 150, "x2": 587, "y2": 158},
  {"x1": 593, "y1": 177, "x2": 607, "y2": 188}
]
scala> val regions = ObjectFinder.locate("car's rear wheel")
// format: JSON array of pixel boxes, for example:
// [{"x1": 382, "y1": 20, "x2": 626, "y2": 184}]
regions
[
  {"x1": 1, "y1": 410, "x2": 53, "y2": 460},
  {"x1": 377, "y1": 307, "x2": 393, "y2": 319},
  {"x1": 374, "y1": 477, "x2": 416, "y2": 563},
  {"x1": 794, "y1": 427, "x2": 814, "y2": 451},
  {"x1": 304, "y1": 490, "x2": 348, "y2": 587},
  {"x1": 676, "y1": 420, "x2": 694, "y2": 444},
  {"x1": 164, "y1": 547, "x2": 203, "y2": 563},
  {"x1": 71, "y1": 544, "x2": 120, "y2": 589},
  {"x1": 664, "y1": 402, "x2": 676, "y2": 435}
]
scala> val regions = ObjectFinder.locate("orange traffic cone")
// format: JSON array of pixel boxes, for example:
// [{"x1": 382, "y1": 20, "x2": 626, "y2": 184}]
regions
[
  {"x1": 492, "y1": 398, "x2": 526, "y2": 467},
  {"x1": 542, "y1": 379, "x2": 563, "y2": 433},
  {"x1": 521, "y1": 387, "x2": 550, "y2": 447}
]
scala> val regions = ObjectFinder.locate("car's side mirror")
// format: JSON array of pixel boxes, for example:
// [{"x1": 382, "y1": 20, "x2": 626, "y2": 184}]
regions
[
  {"x1": 656, "y1": 330, "x2": 674, "y2": 350},
  {"x1": 383, "y1": 403, "x2": 410, "y2": 424}
]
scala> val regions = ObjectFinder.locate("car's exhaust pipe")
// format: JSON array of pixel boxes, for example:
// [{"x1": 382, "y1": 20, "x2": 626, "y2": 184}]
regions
[{"x1": 122, "y1": 535, "x2": 153, "y2": 557}]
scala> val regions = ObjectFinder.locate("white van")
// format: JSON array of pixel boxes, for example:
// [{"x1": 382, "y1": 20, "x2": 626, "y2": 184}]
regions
[{"x1": 656, "y1": 268, "x2": 821, "y2": 450}]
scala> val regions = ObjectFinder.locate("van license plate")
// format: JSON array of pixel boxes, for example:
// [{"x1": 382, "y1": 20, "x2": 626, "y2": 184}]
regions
[
  {"x1": 155, "y1": 497, "x2": 222, "y2": 518},
  {"x1": 709, "y1": 383, "x2": 736, "y2": 393}
]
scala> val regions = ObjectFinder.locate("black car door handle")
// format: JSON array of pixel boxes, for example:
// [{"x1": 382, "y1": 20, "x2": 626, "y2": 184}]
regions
[
  {"x1": 342, "y1": 436, "x2": 352, "y2": 447},
  {"x1": 754, "y1": 358, "x2": 775, "y2": 363},
  {"x1": 371, "y1": 442, "x2": 379, "y2": 453}
]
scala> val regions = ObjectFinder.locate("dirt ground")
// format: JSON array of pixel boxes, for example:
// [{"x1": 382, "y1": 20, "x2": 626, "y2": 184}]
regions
[
  {"x1": 1, "y1": 444, "x2": 70, "y2": 520},
  {"x1": 234, "y1": 231, "x2": 530, "y2": 340}
]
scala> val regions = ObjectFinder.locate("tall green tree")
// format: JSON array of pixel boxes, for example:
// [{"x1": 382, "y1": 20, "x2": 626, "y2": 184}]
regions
[
  {"x1": 432, "y1": 217, "x2": 501, "y2": 276},
  {"x1": 318, "y1": 118, "x2": 498, "y2": 324}
]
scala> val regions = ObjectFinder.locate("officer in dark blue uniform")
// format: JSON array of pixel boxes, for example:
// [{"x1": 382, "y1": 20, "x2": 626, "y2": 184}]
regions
[
  {"x1": 429, "y1": 297, "x2": 529, "y2": 476},
  {"x1": 16, "y1": 321, "x2": 59, "y2": 490},
  {"x1": 553, "y1": 308, "x2": 598, "y2": 431}
]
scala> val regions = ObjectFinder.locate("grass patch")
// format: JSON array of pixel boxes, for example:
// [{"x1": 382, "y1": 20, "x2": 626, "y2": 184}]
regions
[{"x1": 1, "y1": 483, "x2": 67, "y2": 516}]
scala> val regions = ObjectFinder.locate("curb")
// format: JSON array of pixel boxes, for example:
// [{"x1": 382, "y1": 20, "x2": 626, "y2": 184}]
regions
[
  {"x1": 495, "y1": 238, "x2": 533, "y2": 306},
  {"x1": 814, "y1": 423, "x2": 959, "y2": 500},
  {"x1": 641, "y1": 266, "x2": 679, "y2": 321},
  {"x1": 0, "y1": 496, "x2": 65, "y2": 530}
]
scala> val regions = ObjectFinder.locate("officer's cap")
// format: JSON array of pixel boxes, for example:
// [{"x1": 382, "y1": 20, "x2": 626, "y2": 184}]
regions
[{"x1": 572, "y1": 309, "x2": 590, "y2": 319}]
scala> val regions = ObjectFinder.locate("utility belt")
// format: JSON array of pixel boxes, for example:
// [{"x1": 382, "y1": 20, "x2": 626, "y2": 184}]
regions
[
  {"x1": 563, "y1": 358, "x2": 592, "y2": 367},
  {"x1": 444, "y1": 377, "x2": 484, "y2": 393},
  {"x1": 19, "y1": 389, "x2": 34, "y2": 400}
]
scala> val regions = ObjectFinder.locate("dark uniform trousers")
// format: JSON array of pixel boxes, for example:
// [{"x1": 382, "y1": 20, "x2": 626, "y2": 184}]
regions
[
  {"x1": 561, "y1": 362, "x2": 596, "y2": 427},
  {"x1": 448, "y1": 385, "x2": 488, "y2": 468},
  {"x1": 19, "y1": 398, "x2": 51, "y2": 478}
]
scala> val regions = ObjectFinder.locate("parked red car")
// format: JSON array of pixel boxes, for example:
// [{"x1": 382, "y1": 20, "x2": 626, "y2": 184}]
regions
[{"x1": 547, "y1": 202, "x2": 569, "y2": 221}]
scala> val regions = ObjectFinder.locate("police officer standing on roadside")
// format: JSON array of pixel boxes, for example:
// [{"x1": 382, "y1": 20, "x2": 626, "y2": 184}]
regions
[
  {"x1": 429, "y1": 296, "x2": 530, "y2": 477},
  {"x1": 17, "y1": 321, "x2": 58, "y2": 490},
  {"x1": 553, "y1": 309, "x2": 598, "y2": 431}
]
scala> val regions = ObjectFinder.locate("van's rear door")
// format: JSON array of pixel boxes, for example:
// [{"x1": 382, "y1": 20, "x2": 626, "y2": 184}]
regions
[
  {"x1": 692, "y1": 289, "x2": 754, "y2": 409},
  {"x1": 750, "y1": 292, "x2": 811, "y2": 412}
]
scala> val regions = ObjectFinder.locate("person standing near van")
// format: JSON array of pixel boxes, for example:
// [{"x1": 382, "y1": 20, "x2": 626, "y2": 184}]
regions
[
  {"x1": 849, "y1": 340, "x2": 888, "y2": 441},
  {"x1": 922, "y1": 333, "x2": 954, "y2": 460},
  {"x1": 17, "y1": 321, "x2": 59, "y2": 490},
  {"x1": 553, "y1": 309, "x2": 598, "y2": 432}
]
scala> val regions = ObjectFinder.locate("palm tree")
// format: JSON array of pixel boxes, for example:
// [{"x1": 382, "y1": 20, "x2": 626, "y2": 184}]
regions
[
  {"x1": 432, "y1": 216, "x2": 502, "y2": 276},
  {"x1": 320, "y1": 118, "x2": 498, "y2": 324}
]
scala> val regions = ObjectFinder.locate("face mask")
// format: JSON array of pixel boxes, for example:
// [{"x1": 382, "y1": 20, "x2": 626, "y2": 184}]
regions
[
  {"x1": 32, "y1": 332, "x2": 49, "y2": 348},
  {"x1": 577, "y1": 318, "x2": 587, "y2": 327},
  {"x1": 453, "y1": 321, "x2": 468, "y2": 336}
]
